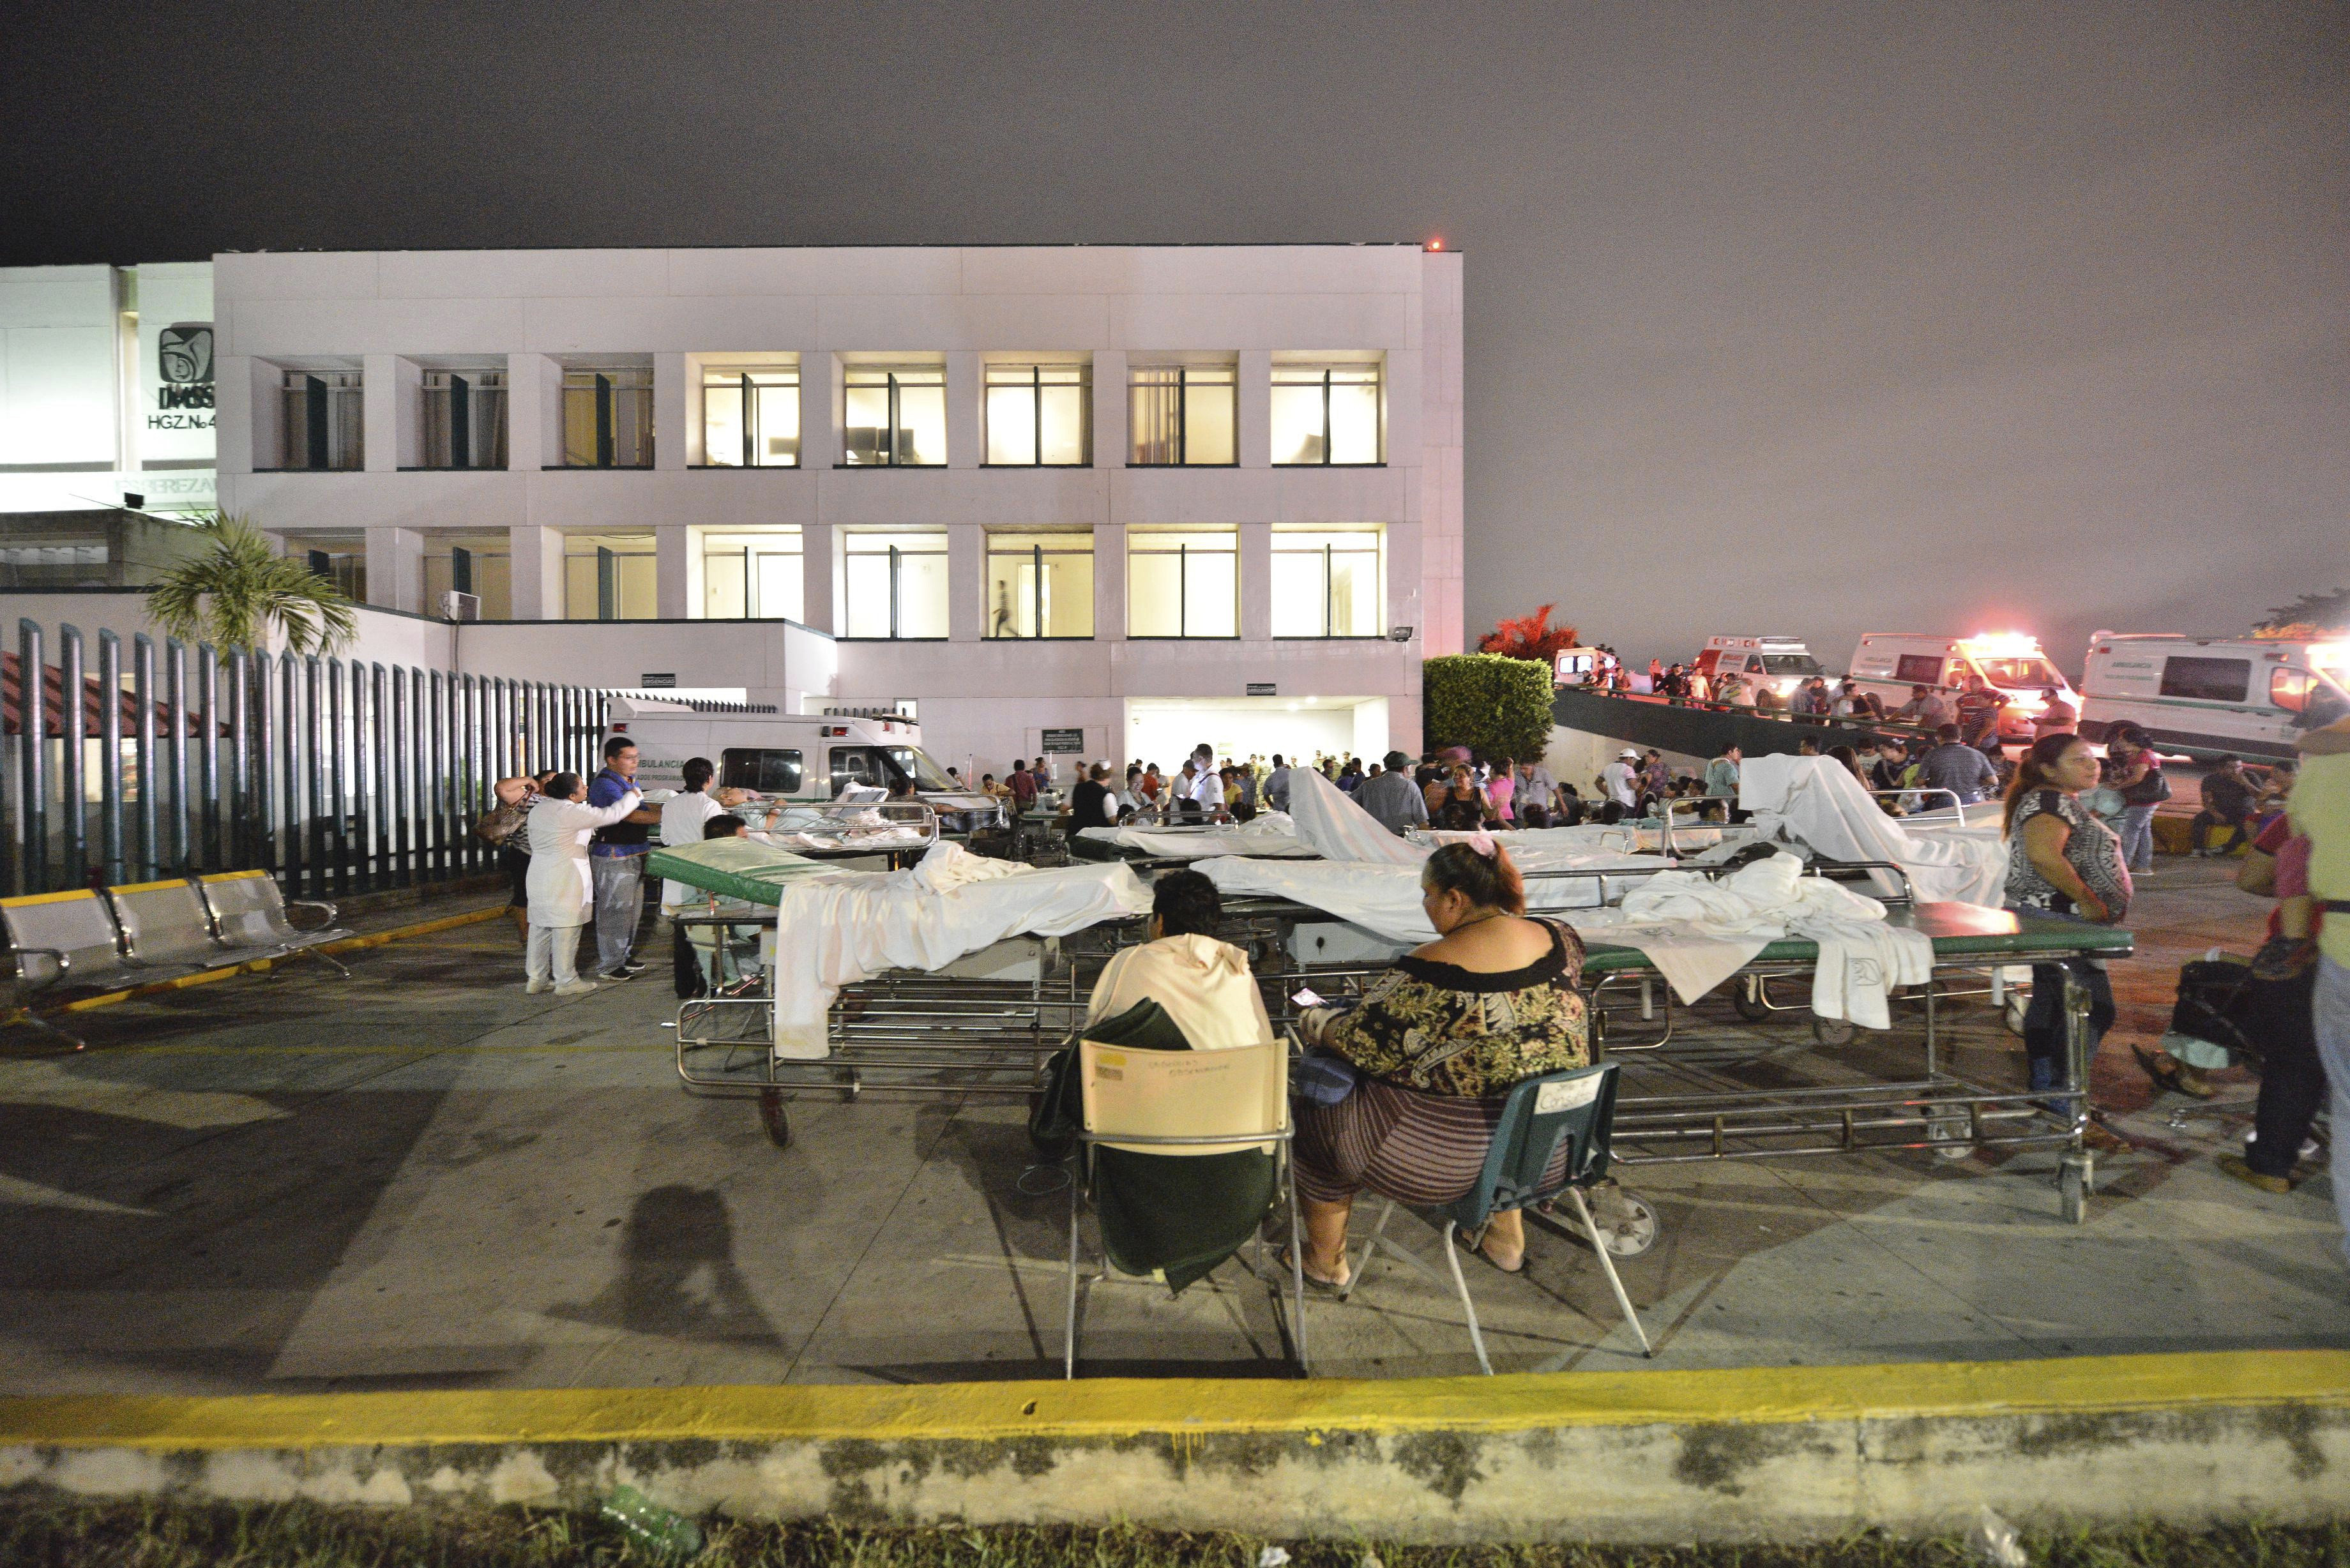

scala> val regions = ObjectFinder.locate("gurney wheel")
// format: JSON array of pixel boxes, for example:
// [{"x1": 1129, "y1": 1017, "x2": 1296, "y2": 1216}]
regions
[
  {"x1": 1812, "y1": 1016, "x2": 1856, "y2": 1047},
  {"x1": 757, "y1": 1088, "x2": 791, "y2": 1150},
  {"x1": 2059, "y1": 1162, "x2": 2086, "y2": 1224},
  {"x1": 1559, "y1": 1184, "x2": 1658, "y2": 1258},
  {"x1": 1927, "y1": 1117, "x2": 1973, "y2": 1161},
  {"x1": 1731, "y1": 978, "x2": 1773, "y2": 1021}
]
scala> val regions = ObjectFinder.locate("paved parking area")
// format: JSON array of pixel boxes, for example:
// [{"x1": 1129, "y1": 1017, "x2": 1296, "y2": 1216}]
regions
[{"x1": 2, "y1": 857, "x2": 2340, "y2": 1393}]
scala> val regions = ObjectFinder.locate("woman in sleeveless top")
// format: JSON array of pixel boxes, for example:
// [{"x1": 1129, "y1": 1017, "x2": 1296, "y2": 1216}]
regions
[
  {"x1": 2002, "y1": 734, "x2": 2146, "y2": 1137},
  {"x1": 1290, "y1": 842, "x2": 1589, "y2": 1287}
]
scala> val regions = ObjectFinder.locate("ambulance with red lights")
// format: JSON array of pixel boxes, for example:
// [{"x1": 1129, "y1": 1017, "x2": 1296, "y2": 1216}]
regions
[
  {"x1": 1845, "y1": 632, "x2": 2075, "y2": 741},
  {"x1": 2079, "y1": 634, "x2": 2350, "y2": 760},
  {"x1": 1691, "y1": 636, "x2": 1828, "y2": 697}
]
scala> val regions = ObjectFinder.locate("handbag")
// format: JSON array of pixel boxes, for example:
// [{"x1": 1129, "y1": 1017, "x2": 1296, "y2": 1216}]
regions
[
  {"x1": 475, "y1": 800, "x2": 529, "y2": 848},
  {"x1": 2160, "y1": 957, "x2": 2262, "y2": 1069},
  {"x1": 1292, "y1": 1051, "x2": 1360, "y2": 1106}
]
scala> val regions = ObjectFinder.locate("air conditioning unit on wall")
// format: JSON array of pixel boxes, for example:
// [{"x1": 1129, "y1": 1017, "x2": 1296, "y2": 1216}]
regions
[{"x1": 442, "y1": 591, "x2": 480, "y2": 622}]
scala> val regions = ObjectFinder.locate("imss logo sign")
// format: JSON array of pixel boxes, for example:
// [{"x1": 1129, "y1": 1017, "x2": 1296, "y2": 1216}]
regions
[{"x1": 153, "y1": 324, "x2": 215, "y2": 423}]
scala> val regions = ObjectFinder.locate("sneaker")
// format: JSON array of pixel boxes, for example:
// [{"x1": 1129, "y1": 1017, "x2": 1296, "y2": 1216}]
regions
[
  {"x1": 553, "y1": 978, "x2": 600, "y2": 997},
  {"x1": 610, "y1": 960, "x2": 648, "y2": 979},
  {"x1": 2218, "y1": 1154, "x2": 2293, "y2": 1195},
  {"x1": 525, "y1": 976, "x2": 550, "y2": 995}
]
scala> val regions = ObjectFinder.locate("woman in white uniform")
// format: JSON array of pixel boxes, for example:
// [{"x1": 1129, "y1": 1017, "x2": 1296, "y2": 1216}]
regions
[{"x1": 524, "y1": 769, "x2": 644, "y2": 995}]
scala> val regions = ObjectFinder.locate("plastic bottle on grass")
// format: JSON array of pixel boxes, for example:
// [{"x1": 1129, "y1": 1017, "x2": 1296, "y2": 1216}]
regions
[
  {"x1": 1966, "y1": 1504, "x2": 2027, "y2": 1567},
  {"x1": 602, "y1": 1483, "x2": 704, "y2": 1561}
]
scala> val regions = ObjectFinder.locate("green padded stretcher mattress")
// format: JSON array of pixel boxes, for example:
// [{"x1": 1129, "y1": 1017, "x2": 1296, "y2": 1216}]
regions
[
  {"x1": 647, "y1": 837, "x2": 833, "y2": 907},
  {"x1": 1579, "y1": 902, "x2": 2135, "y2": 980}
]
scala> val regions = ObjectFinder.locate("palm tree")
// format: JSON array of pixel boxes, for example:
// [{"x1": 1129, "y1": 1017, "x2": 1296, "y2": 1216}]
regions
[{"x1": 146, "y1": 513, "x2": 358, "y2": 655}]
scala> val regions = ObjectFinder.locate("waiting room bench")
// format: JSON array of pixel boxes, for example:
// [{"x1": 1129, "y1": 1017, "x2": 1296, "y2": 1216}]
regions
[{"x1": 2, "y1": 873, "x2": 349, "y2": 1050}]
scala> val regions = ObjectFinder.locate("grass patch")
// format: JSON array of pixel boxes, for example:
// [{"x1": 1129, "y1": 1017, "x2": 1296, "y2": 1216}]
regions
[{"x1": 1, "y1": 1499, "x2": 2344, "y2": 1568}]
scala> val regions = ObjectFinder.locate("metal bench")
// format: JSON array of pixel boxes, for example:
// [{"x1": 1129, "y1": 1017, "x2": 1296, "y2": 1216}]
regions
[
  {"x1": 190, "y1": 871, "x2": 351, "y2": 975},
  {"x1": 105, "y1": 878, "x2": 343, "y2": 981},
  {"x1": 4, "y1": 875, "x2": 352, "y2": 1050},
  {"x1": 1, "y1": 889, "x2": 133, "y2": 1049}
]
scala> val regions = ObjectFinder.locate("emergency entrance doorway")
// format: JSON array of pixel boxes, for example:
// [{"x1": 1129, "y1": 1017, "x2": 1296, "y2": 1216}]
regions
[{"x1": 1125, "y1": 697, "x2": 1390, "y2": 773}]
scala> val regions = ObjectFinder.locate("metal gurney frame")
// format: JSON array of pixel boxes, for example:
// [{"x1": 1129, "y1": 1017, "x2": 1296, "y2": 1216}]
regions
[
  {"x1": 1579, "y1": 901, "x2": 2134, "y2": 1222},
  {"x1": 671, "y1": 905, "x2": 1155, "y2": 1147}
]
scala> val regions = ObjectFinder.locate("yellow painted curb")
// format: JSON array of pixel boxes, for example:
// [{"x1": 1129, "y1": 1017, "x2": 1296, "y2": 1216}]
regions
[
  {"x1": 4, "y1": 1350, "x2": 2344, "y2": 1452},
  {"x1": 5, "y1": 903, "x2": 506, "y2": 1022}
]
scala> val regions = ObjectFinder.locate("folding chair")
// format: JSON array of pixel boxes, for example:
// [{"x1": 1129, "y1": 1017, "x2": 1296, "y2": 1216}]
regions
[
  {"x1": 1064, "y1": 1034, "x2": 1307, "y2": 1378},
  {"x1": 1341, "y1": 1062, "x2": 1649, "y2": 1375}
]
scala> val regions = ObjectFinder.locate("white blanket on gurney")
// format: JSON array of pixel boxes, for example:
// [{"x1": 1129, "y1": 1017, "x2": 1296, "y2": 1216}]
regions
[
  {"x1": 767, "y1": 845, "x2": 1151, "y2": 1058},
  {"x1": 1078, "y1": 812, "x2": 1314, "y2": 859},
  {"x1": 1423, "y1": 822, "x2": 1733, "y2": 856},
  {"x1": 1568, "y1": 852, "x2": 1933, "y2": 1027},
  {"x1": 1739, "y1": 755, "x2": 2009, "y2": 906},
  {"x1": 1194, "y1": 848, "x2": 1667, "y2": 948}
]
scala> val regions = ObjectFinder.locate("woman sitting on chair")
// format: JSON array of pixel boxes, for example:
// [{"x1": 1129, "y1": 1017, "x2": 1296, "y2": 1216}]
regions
[
  {"x1": 1289, "y1": 841, "x2": 1589, "y2": 1289},
  {"x1": 1087, "y1": 870, "x2": 1273, "y2": 1051}
]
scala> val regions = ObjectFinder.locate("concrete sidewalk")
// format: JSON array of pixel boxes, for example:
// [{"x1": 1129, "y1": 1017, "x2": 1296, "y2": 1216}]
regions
[{"x1": 0, "y1": 859, "x2": 2340, "y2": 1396}]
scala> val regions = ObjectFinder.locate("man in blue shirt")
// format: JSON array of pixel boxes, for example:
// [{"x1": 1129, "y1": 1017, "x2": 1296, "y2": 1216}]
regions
[
  {"x1": 1916, "y1": 723, "x2": 2001, "y2": 805},
  {"x1": 587, "y1": 736, "x2": 662, "y2": 979}
]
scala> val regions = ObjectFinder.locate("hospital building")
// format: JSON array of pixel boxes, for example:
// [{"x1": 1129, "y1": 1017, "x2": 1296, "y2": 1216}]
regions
[{"x1": 182, "y1": 243, "x2": 1465, "y2": 774}]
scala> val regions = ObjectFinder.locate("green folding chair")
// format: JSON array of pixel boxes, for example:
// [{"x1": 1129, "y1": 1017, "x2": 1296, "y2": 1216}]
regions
[{"x1": 1341, "y1": 1062, "x2": 1649, "y2": 1375}]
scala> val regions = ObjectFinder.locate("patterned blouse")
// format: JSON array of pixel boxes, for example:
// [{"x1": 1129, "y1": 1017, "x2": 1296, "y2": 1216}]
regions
[
  {"x1": 1324, "y1": 921, "x2": 1590, "y2": 1097},
  {"x1": 2006, "y1": 788, "x2": 2132, "y2": 923}
]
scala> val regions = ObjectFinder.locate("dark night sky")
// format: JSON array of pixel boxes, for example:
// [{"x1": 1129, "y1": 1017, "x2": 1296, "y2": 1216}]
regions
[{"x1": 6, "y1": 2, "x2": 2344, "y2": 672}]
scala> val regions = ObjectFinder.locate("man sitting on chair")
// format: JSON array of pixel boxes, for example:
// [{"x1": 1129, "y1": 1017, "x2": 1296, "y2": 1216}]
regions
[{"x1": 1087, "y1": 870, "x2": 1273, "y2": 1052}]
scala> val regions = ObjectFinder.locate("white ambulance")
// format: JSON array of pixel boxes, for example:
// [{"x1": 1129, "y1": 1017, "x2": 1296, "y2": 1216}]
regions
[
  {"x1": 1846, "y1": 632, "x2": 2075, "y2": 741},
  {"x1": 603, "y1": 697, "x2": 1004, "y2": 822},
  {"x1": 1690, "y1": 635, "x2": 1828, "y2": 697},
  {"x1": 2079, "y1": 634, "x2": 2350, "y2": 761}
]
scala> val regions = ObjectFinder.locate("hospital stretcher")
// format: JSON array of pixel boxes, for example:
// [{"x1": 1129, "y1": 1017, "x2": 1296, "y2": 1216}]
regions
[
  {"x1": 671, "y1": 907, "x2": 1151, "y2": 1149},
  {"x1": 1577, "y1": 901, "x2": 2133, "y2": 1222}
]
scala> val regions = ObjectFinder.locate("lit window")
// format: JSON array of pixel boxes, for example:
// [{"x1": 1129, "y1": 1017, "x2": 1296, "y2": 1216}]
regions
[
  {"x1": 420, "y1": 370, "x2": 507, "y2": 469},
  {"x1": 421, "y1": 535, "x2": 512, "y2": 619},
  {"x1": 842, "y1": 365, "x2": 946, "y2": 467},
  {"x1": 287, "y1": 534, "x2": 366, "y2": 600},
  {"x1": 1271, "y1": 529, "x2": 1383, "y2": 637},
  {"x1": 280, "y1": 370, "x2": 363, "y2": 471},
  {"x1": 1128, "y1": 363, "x2": 1236, "y2": 465},
  {"x1": 701, "y1": 365, "x2": 800, "y2": 467},
  {"x1": 1127, "y1": 529, "x2": 1238, "y2": 638},
  {"x1": 986, "y1": 364, "x2": 1089, "y2": 465},
  {"x1": 563, "y1": 532, "x2": 657, "y2": 620},
  {"x1": 1271, "y1": 363, "x2": 1382, "y2": 465},
  {"x1": 985, "y1": 531, "x2": 1094, "y2": 638},
  {"x1": 561, "y1": 367, "x2": 654, "y2": 468},
  {"x1": 701, "y1": 528, "x2": 805, "y2": 621},
  {"x1": 842, "y1": 531, "x2": 949, "y2": 638}
]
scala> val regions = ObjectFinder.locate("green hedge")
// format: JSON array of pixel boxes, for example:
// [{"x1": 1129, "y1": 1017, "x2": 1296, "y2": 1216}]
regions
[{"x1": 1423, "y1": 654, "x2": 1554, "y2": 763}]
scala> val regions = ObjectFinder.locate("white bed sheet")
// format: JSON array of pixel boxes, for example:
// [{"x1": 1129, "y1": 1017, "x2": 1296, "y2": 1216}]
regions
[
  {"x1": 768, "y1": 845, "x2": 1151, "y2": 1059},
  {"x1": 1739, "y1": 754, "x2": 2009, "y2": 905},
  {"x1": 1077, "y1": 812, "x2": 1313, "y2": 859}
]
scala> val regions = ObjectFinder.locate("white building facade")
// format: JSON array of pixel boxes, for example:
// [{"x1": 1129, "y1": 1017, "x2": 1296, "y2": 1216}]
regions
[
  {"x1": 213, "y1": 245, "x2": 1463, "y2": 774},
  {"x1": 0, "y1": 262, "x2": 217, "y2": 518}
]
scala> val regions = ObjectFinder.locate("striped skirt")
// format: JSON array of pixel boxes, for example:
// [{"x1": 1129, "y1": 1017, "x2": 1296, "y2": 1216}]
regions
[{"x1": 1294, "y1": 1076, "x2": 1570, "y2": 1206}]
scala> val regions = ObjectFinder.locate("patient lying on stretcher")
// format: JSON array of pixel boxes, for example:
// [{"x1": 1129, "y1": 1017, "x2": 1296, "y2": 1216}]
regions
[{"x1": 1086, "y1": 870, "x2": 1275, "y2": 1052}]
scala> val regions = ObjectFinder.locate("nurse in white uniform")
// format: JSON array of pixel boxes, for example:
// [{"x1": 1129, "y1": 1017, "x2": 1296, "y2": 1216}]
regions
[{"x1": 524, "y1": 767, "x2": 644, "y2": 995}]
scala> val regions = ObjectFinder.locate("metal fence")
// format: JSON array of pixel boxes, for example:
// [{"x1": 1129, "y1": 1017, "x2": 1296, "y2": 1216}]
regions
[{"x1": 3, "y1": 617, "x2": 612, "y2": 900}]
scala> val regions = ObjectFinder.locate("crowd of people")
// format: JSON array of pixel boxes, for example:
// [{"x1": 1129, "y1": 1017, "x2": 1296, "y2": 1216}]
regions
[{"x1": 469, "y1": 681, "x2": 2350, "y2": 1285}]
